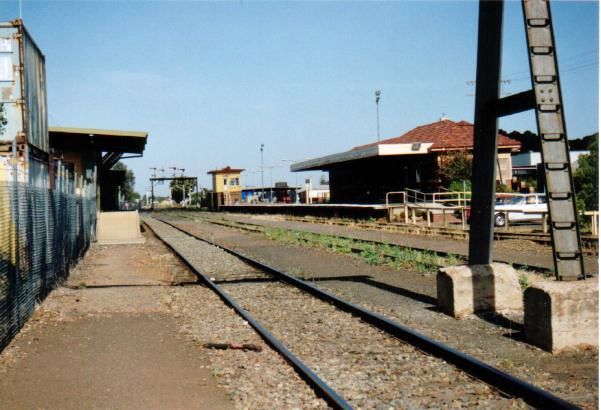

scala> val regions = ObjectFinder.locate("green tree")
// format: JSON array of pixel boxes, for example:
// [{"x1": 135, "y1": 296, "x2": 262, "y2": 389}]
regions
[
  {"x1": 439, "y1": 152, "x2": 472, "y2": 188},
  {"x1": 573, "y1": 134, "x2": 598, "y2": 211},
  {"x1": 170, "y1": 179, "x2": 196, "y2": 203},
  {"x1": 112, "y1": 161, "x2": 138, "y2": 202}
]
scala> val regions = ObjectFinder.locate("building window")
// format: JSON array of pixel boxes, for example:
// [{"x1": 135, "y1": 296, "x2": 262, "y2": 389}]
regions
[{"x1": 223, "y1": 177, "x2": 227, "y2": 186}]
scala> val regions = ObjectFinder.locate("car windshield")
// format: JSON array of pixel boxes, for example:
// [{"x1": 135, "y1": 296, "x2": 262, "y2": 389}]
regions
[{"x1": 507, "y1": 196, "x2": 526, "y2": 205}]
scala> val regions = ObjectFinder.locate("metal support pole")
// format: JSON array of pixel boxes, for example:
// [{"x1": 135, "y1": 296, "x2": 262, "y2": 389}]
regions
[
  {"x1": 522, "y1": 0, "x2": 584, "y2": 280},
  {"x1": 375, "y1": 91, "x2": 381, "y2": 142},
  {"x1": 260, "y1": 144, "x2": 264, "y2": 202},
  {"x1": 468, "y1": 0, "x2": 504, "y2": 265},
  {"x1": 150, "y1": 179, "x2": 155, "y2": 211}
]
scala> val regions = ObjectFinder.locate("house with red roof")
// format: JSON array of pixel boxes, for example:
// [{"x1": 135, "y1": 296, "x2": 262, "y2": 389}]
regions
[{"x1": 291, "y1": 119, "x2": 521, "y2": 204}]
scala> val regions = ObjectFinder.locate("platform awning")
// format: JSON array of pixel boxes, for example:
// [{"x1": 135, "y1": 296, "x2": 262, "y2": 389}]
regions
[
  {"x1": 291, "y1": 143, "x2": 433, "y2": 172},
  {"x1": 49, "y1": 126, "x2": 148, "y2": 169},
  {"x1": 49, "y1": 127, "x2": 148, "y2": 154}
]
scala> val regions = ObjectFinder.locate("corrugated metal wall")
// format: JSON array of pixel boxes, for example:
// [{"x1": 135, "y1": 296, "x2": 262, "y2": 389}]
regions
[
  {"x1": 0, "y1": 20, "x2": 49, "y2": 189},
  {"x1": 0, "y1": 23, "x2": 24, "y2": 144},
  {"x1": 22, "y1": 27, "x2": 48, "y2": 152}
]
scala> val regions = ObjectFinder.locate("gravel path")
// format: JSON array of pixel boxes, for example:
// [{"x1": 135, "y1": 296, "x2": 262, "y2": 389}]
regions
[{"x1": 145, "y1": 216, "x2": 527, "y2": 409}]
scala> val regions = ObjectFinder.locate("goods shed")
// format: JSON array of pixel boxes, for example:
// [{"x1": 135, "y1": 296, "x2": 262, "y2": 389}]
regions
[{"x1": 291, "y1": 119, "x2": 520, "y2": 204}]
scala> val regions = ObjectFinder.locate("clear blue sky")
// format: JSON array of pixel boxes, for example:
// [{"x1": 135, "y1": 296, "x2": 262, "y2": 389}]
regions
[{"x1": 1, "y1": 1, "x2": 598, "y2": 194}]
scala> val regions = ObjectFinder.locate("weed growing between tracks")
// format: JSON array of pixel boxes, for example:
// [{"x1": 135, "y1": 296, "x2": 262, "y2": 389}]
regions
[{"x1": 263, "y1": 227, "x2": 465, "y2": 274}]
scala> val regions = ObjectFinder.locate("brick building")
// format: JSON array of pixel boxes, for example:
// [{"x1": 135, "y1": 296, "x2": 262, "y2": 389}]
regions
[{"x1": 291, "y1": 119, "x2": 520, "y2": 204}]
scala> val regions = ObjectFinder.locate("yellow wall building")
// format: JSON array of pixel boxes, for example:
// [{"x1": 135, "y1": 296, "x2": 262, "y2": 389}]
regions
[{"x1": 207, "y1": 166, "x2": 244, "y2": 206}]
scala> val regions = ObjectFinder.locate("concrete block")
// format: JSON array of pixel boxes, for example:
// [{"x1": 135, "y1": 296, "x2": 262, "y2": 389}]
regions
[
  {"x1": 437, "y1": 263, "x2": 522, "y2": 319},
  {"x1": 524, "y1": 278, "x2": 598, "y2": 353}
]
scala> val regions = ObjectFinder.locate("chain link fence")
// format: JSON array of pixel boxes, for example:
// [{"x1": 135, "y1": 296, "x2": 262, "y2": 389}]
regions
[{"x1": 0, "y1": 181, "x2": 97, "y2": 351}]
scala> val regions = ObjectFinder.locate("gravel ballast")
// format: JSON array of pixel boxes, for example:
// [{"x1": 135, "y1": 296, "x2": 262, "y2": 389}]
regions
[
  {"x1": 161, "y1": 214, "x2": 597, "y2": 409},
  {"x1": 145, "y1": 216, "x2": 527, "y2": 409},
  {"x1": 143, "y1": 217, "x2": 328, "y2": 409}
]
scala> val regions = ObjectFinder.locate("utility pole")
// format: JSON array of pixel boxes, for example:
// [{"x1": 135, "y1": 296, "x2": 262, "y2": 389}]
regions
[
  {"x1": 168, "y1": 166, "x2": 177, "y2": 203},
  {"x1": 178, "y1": 168, "x2": 185, "y2": 205},
  {"x1": 375, "y1": 89, "x2": 381, "y2": 141},
  {"x1": 150, "y1": 167, "x2": 157, "y2": 210},
  {"x1": 260, "y1": 144, "x2": 264, "y2": 202},
  {"x1": 468, "y1": 0, "x2": 504, "y2": 266},
  {"x1": 266, "y1": 165, "x2": 277, "y2": 202}
]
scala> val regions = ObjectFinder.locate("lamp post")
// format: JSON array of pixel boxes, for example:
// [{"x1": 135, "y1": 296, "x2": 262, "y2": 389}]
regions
[
  {"x1": 178, "y1": 168, "x2": 186, "y2": 205},
  {"x1": 265, "y1": 165, "x2": 278, "y2": 202},
  {"x1": 260, "y1": 144, "x2": 264, "y2": 202},
  {"x1": 375, "y1": 89, "x2": 381, "y2": 141}
]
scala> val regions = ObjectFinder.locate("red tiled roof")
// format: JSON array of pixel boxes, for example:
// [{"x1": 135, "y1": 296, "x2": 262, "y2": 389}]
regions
[
  {"x1": 207, "y1": 166, "x2": 245, "y2": 175},
  {"x1": 353, "y1": 119, "x2": 521, "y2": 151}
]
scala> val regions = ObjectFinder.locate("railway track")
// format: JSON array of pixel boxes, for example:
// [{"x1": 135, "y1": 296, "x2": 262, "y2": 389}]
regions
[
  {"x1": 145, "y1": 215, "x2": 579, "y2": 409},
  {"x1": 226, "y1": 212, "x2": 598, "y2": 253},
  {"x1": 163, "y1": 213, "x2": 563, "y2": 273}
]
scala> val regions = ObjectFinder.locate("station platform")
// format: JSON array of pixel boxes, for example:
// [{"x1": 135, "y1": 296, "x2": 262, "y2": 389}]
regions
[
  {"x1": 220, "y1": 203, "x2": 388, "y2": 219},
  {"x1": 97, "y1": 210, "x2": 145, "y2": 244}
]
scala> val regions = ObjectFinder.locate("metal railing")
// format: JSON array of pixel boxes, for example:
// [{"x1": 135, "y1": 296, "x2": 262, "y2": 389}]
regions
[
  {"x1": 403, "y1": 188, "x2": 472, "y2": 206},
  {"x1": 387, "y1": 188, "x2": 598, "y2": 238},
  {"x1": 385, "y1": 191, "x2": 407, "y2": 206},
  {"x1": 584, "y1": 211, "x2": 599, "y2": 236}
]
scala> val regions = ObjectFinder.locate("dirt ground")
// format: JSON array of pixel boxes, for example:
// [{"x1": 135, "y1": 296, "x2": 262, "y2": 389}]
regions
[
  {"x1": 164, "y1": 216, "x2": 598, "y2": 409},
  {"x1": 0, "y1": 231, "x2": 234, "y2": 410}
]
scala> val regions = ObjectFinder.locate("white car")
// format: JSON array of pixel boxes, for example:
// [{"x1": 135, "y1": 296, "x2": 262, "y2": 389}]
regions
[{"x1": 494, "y1": 194, "x2": 548, "y2": 227}]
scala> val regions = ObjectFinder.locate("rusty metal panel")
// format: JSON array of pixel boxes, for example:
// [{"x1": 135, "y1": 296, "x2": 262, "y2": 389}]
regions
[
  {"x1": 21, "y1": 25, "x2": 48, "y2": 152},
  {"x1": 0, "y1": 22, "x2": 24, "y2": 146},
  {"x1": 0, "y1": 20, "x2": 48, "y2": 153}
]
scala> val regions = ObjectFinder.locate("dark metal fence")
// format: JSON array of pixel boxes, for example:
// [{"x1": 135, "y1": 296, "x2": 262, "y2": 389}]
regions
[{"x1": 0, "y1": 181, "x2": 97, "y2": 351}]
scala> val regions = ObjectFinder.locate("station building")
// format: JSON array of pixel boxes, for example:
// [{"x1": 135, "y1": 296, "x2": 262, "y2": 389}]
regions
[
  {"x1": 291, "y1": 119, "x2": 521, "y2": 204},
  {"x1": 49, "y1": 127, "x2": 148, "y2": 211}
]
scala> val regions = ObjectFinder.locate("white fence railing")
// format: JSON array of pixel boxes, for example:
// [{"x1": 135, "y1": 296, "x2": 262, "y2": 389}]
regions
[{"x1": 386, "y1": 189, "x2": 598, "y2": 236}]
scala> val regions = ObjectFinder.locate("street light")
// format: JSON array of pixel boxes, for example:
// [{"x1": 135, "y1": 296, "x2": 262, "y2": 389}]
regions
[
  {"x1": 265, "y1": 165, "x2": 279, "y2": 203},
  {"x1": 282, "y1": 158, "x2": 311, "y2": 187},
  {"x1": 375, "y1": 89, "x2": 381, "y2": 141}
]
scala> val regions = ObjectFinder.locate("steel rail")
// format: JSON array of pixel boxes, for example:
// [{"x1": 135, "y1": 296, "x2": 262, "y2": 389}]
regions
[
  {"x1": 154, "y1": 215, "x2": 581, "y2": 410},
  {"x1": 162, "y1": 211, "x2": 598, "y2": 253},
  {"x1": 187, "y1": 216, "x2": 562, "y2": 272},
  {"x1": 230, "y1": 213, "x2": 597, "y2": 251},
  {"x1": 142, "y1": 219, "x2": 352, "y2": 410}
]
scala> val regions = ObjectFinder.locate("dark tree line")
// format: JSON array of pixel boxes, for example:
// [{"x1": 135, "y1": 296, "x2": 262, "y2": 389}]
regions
[{"x1": 499, "y1": 129, "x2": 597, "y2": 152}]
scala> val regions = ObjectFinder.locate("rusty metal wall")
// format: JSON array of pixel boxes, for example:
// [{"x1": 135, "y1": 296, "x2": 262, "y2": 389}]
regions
[
  {"x1": 0, "y1": 20, "x2": 48, "y2": 152},
  {"x1": 21, "y1": 26, "x2": 48, "y2": 152},
  {"x1": 0, "y1": 22, "x2": 23, "y2": 145},
  {"x1": 0, "y1": 21, "x2": 49, "y2": 189}
]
